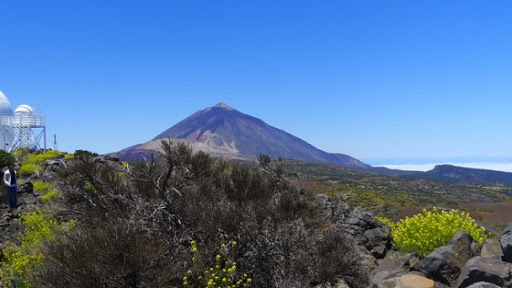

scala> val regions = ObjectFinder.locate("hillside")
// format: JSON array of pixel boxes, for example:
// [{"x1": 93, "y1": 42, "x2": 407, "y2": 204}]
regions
[
  {"x1": 279, "y1": 159, "x2": 512, "y2": 229},
  {"x1": 3, "y1": 148, "x2": 512, "y2": 287}
]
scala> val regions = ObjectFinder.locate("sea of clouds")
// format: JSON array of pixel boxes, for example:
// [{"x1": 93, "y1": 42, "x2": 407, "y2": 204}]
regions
[{"x1": 365, "y1": 156, "x2": 512, "y2": 173}]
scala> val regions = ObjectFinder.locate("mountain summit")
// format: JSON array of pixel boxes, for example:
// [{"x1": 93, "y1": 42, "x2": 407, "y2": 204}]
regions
[
  {"x1": 214, "y1": 102, "x2": 235, "y2": 110},
  {"x1": 116, "y1": 103, "x2": 371, "y2": 170}
]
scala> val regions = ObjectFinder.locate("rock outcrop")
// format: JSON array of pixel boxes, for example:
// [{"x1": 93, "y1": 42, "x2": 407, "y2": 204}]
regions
[{"x1": 368, "y1": 220, "x2": 512, "y2": 288}]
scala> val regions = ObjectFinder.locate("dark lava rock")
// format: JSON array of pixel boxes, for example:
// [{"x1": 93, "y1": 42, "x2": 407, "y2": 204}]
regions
[
  {"x1": 413, "y1": 232, "x2": 474, "y2": 285},
  {"x1": 456, "y1": 256, "x2": 512, "y2": 288}
]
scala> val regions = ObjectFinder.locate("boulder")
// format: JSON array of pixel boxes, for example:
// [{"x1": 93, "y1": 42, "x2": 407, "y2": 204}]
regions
[
  {"x1": 500, "y1": 222, "x2": 512, "y2": 263},
  {"x1": 356, "y1": 245, "x2": 378, "y2": 273},
  {"x1": 480, "y1": 239, "x2": 503, "y2": 259},
  {"x1": 335, "y1": 279, "x2": 350, "y2": 288},
  {"x1": 17, "y1": 181, "x2": 33, "y2": 194},
  {"x1": 413, "y1": 232, "x2": 474, "y2": 285},
  {"x1": 94, "y1": 155, "x2": 121, "y2": 165},
  {"x1": 340, "y1": 206, "x2": 391, "y2": 259},
  {"x1": 314, "y1": 193, "x2": 331, "y2": 208},
  {"x1": 364, "y1": 225, "x2": 391, "y2": 258},
  {"x1": 464, "y1": 282, "x2": 501, "y2": 288},
  {"x1": 377, "y1": 274, "x2": 435, "y2": 288},
  {"x1": 43, "y1": 159, "x2": 64, "y2": 169},
  {"x1": 371, "y1": 252, "x2": 419, "y2": 285},
  {"x1": 314, "y1": 194, "x2": 332, "y2": 221},
  {"x1": 456, "y1": 256, "x2": 512, "y2": 288},
  {"x1": 332, "y1": 197, "x2": 351, "y2": 220},
  {"x1": 345, "y1": 206, "x2": 377, "y2": 229},
  {"x1": 396, "y1": 274, "x2": 435, "y2": 288},
  {"x1": 104, "y1": 155, "x2": 120, "y2": 162}
]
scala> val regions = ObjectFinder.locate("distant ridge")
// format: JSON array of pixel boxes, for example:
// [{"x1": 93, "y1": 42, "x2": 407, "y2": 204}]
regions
[{"x1": 402, "y1": 164, "x2": 512, "y2": 186}]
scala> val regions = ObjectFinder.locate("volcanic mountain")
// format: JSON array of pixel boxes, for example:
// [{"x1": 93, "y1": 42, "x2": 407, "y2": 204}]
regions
[
  {"x1": 115, "y1": 103, "x2": 371, "y2": 170},
  {"x1": 113, "y1": 103, "x2": 512, "y2": 185}
]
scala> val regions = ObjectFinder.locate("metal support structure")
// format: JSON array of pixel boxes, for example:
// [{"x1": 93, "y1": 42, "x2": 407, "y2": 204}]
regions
[{"x1": 1, "y1": 114, "x2": 46, "y2": 152}]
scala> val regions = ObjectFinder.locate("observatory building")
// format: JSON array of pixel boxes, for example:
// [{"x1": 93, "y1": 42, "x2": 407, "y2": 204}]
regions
[{"x1": 0, "y1": 91, "x2": 46, "y2": 152}]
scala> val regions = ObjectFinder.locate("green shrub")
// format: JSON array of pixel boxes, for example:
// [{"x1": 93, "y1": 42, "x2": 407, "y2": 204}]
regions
[
  {"x1": 23, "y1": 151, "x2": 62, "y2": 165},
  {"x1": 63, "y1": 153, "x2": 74, "y2": 159},
  {"x1": 379, "y1": 208, "x2": 487, "y2": 257},
  {"x1": 41, "y1": 150, "x2": 62, "y2": 160},
  {"x1": 74, "y1": 150, "x2": 98, "y2": 157},
  {"x1": 33, "y1": 180, "x2": 58, "y2": 203},
  {"x1": 41, "y1": 189, "x2": 59, "y2": 203},
  {"x1": 33, "y1": 180, "x2": 51, "y2": 193},
  {"x1": 19, "y1": 164, "x2": 43, "y2": 177},
  {"x1": 0, "y1": 150, "x2": 15, "y2": 168},
  {"x1": 23, "y1": 154, "x2": 44, "y2": 165},
  {"x1": 183, "y1": 240, "x2": 252, "y2": 287},
  {"x1": 0, "y1": 210, "x2": 63, "y2": 287}
]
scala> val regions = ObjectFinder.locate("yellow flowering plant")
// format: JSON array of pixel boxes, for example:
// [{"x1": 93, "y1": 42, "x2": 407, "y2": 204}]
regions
[
  {"x1": 0, "y1": 209, "x2": 74, "y2": 287},
  {"x1": 378, "y1": 207, "x2": 487, "y2": 257},
  {"x1": 183, "y1": 240, "x2": 252, "y2": 288}
]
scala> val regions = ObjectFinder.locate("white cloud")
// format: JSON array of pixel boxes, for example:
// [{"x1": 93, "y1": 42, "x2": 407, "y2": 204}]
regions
[{"x1": 379, "y1": 164, "x2": 436, "y2": 171}]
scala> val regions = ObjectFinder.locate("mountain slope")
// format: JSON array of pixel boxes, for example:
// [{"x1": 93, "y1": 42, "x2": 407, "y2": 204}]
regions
[
  {"x1": 113, "y1": 103, "x2": 512, "y2": 186},
  {"x1": 117, "y1": 103, "x2": 370, "y2": 170}
]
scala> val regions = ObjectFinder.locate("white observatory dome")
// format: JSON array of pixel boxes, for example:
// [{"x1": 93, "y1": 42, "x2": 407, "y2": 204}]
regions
[
  {"x1": 14, "y1": 104, "x2": 34, "y2": 116},
  {"x1": 0, "y1": 91, "x2": 14, "y2": 117}
]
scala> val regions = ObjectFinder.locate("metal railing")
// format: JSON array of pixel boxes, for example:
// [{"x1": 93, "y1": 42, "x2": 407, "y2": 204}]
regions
[{"x1": 1, "y1": 115, "x2": 46, "y2": 127}]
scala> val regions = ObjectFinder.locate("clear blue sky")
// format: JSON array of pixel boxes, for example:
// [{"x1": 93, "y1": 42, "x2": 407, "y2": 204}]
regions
[{"x1": 1, "y1": 1, "x2": 511, "y2": 161}]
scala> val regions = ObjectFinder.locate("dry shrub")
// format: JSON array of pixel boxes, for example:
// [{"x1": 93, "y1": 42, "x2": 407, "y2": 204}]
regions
[
  {"x1": 33, "y1": 140, "x2": 368, "y2": 287},
  {"x1": 34, "y1": 219, "x2": 177, "y2": 288}
]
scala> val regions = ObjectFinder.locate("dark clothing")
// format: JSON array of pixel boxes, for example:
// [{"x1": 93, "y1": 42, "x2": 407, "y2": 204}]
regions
[
  {"x1": 4, "y1": 168, "x2": 17, "y2": 210},
  {"x1": 9, "y1": 169, "x2": 15, "y2": 185},
  {"x1": 7, "y1": 185, "x2": 17, "y2": 210}
]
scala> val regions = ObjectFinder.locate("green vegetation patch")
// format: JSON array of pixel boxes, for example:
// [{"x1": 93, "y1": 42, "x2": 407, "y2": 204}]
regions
[
  {"x1": 33, "y1": 180, "x2": 59, "y2": 203},
  {"x1": 19, "y1": 164, "x2": 43, "y2": 177},
  {"x1": 73, "y1": 149, "x2": 98, "y2": 157},
  {"x1": 378, "y1": 208, "x2": 487, "y2": 257},
  {"x1": 0, "y1": 209, "x2": 73, "y2": 287},
  {"x1": 18, "y1": 150, "x2": 62, "y2": 166},
  {"x1": 0, "y1": 150, "x2": 15, "y2": 168},
  {"x1": 32, "y1": 180, "x2": 51, "y2": 193},
  {"x1": 41, "y1": 189, "x2": 59, "y2": 203}
]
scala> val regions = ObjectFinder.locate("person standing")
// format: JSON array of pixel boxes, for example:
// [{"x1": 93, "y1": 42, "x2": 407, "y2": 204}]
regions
[{"x1": 4, "y1": 164, "x2": 17, "y2": 212}]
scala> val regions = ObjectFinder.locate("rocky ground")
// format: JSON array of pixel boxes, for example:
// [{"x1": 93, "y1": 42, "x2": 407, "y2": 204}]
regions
[
  {"x1": 0, "y1": 181, "x2": 40, "y2": 249},
  {"x1": 311, "y1": 191, "x2": 512, "y2": 288},
  {"x1": 0, "y1": 158, "x2": 65, "y2": 252}
]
